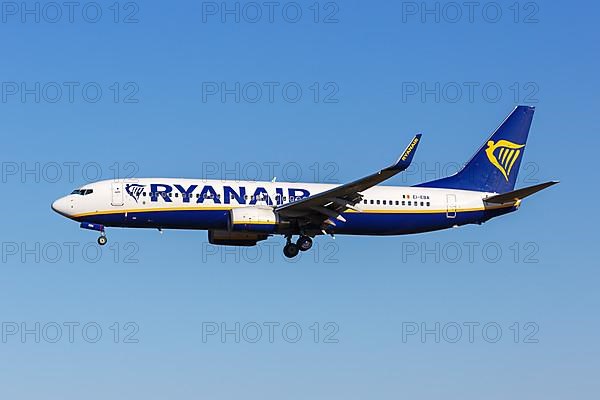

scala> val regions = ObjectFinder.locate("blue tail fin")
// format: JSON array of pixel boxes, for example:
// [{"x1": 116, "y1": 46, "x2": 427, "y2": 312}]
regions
[{"x1": 417, "y1": 106, "x2": 535, "y2": 193}]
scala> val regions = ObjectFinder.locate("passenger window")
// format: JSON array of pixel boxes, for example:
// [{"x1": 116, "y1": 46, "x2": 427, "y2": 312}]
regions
[
  {"x1": 402, "y1": 201, "x2": 405, "y2": 206},
  {"x1": 376, "y1": 200, "x2": 380, "y2": 205},
  {"x1": 175, "y1": 193, "x2": 179, "y2": 198},
  {"x1": 427, "y1": 202, "x2": 430, "y2": 206},
  {"x1": 420, "y1": 202, "x2": 424, "y2": 206},
  {"x1": 395, "y1": 200, "x2": 399, "y2": 205},
  {"x1": 370, "y1": 200, "x2": 374, "y2": 205},
  {"x1": 408, "y1": 201, "x2": 411, "y2": 206},
  {"x1": 383, "y1": 200, "x2": 387, "y2": 205}
]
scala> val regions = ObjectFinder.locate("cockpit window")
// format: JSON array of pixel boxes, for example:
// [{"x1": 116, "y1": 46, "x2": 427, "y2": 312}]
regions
[{"x1": 71, "y1": 189, "x2": 93, "y2": 195}]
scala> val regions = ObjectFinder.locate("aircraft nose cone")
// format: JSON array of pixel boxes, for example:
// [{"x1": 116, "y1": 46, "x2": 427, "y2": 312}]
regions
[{"x1": 51, "y1": 197, "x2": 71, "y2": 217}]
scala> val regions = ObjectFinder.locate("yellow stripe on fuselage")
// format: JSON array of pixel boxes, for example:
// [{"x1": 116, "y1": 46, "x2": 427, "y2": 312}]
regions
[
  {"x1": 73, "y1": 206, "x2": 235, "y2": 218},
  {"x1": 72, "y1": 203, "x2": 515, "y2": 219}
]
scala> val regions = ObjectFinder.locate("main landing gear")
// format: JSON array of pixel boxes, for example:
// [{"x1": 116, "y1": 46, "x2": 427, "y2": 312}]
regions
[
  {"x1": 283, "y1": 235, "x2": 313, "y2": 258},
  {"x1": 296, "y1": 236, "x2": 313, "y2": 251}
]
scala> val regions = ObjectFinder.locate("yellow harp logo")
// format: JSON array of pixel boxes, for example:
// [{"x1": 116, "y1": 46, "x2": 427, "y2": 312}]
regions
[{"x1": 485, "y1": 140, "x2": 525, "y2": 181}]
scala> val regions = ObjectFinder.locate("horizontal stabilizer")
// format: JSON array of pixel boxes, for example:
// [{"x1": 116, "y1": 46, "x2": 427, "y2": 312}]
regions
[{"x1": 484, "y1": 181, "x2": 559, "y2": 204}]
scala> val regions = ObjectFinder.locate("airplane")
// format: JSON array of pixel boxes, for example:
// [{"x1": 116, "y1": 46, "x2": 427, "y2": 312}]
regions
[{"x1": 51, "y1": 105, "x2": 558, "y2": 258}]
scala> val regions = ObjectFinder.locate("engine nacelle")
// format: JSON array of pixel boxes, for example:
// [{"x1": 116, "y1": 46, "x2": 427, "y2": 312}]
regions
[
  {"x1": 208, "y1": 230, "x2": 269, "y2": 246},
  {"x1": 229, "y1": 207, "x2": 279, "y2": 233}
]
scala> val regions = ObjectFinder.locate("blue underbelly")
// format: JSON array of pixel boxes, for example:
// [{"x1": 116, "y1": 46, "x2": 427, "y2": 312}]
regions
[
  {"x1": 79, "y1": 209, "x2": 230, "y2": 230},
  {"x1": 332, "y1": 210, "x2": 486, "y2": 235}
]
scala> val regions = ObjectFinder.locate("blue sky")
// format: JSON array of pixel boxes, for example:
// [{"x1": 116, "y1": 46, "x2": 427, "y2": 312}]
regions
[{"x1": 0, "y1": 1, "x2": 598, "y2": 398}]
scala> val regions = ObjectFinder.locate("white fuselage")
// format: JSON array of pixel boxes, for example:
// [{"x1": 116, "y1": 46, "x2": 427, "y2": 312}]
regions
[{"x1": 51, "y1": 178, "x2": 515, "y2": 236}]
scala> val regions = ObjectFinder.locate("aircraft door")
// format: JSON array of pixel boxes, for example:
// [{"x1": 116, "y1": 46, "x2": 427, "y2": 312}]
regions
[
  {"x1": 111, "y1": 182, "x2": 124, "y2": 206},
  {"x1": 446, "y1": 194, "x2": 456, "y2": 218}
]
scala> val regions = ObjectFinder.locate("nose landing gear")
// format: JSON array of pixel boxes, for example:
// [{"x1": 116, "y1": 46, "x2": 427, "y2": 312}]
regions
[
  {"x1": 97, "y1": 233, "x2": 107, "y2": 246},
  {"x1": 80, "y1": 222, "x2": 107, "y2": 246}
]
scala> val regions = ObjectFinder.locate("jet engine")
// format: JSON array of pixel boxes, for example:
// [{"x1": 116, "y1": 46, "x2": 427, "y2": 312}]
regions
[{"x1": 228, "y1": 207, "x2": 279, "y2": 233}]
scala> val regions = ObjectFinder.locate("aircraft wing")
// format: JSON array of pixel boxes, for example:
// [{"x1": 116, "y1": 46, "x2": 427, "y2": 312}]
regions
[{"x1": 275, "y1": 134, "x2": 422, "y2": 230}]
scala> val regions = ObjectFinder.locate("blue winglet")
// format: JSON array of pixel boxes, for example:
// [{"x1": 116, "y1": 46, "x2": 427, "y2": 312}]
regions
[{"x1": 389, "y1": 133, "x2": 422, "y2": 171}]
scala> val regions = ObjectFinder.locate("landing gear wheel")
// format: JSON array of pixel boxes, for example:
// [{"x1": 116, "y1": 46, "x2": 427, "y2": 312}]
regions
[
  {"x1": 283, "y1": 242, "x2": 300, "y2": 258},
  {"x1": 97, "y1": 235, "x2": 107, "y2": 246},
  {"x1": 296, "y1": 236, "x2": 313, "y2": 251}
]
